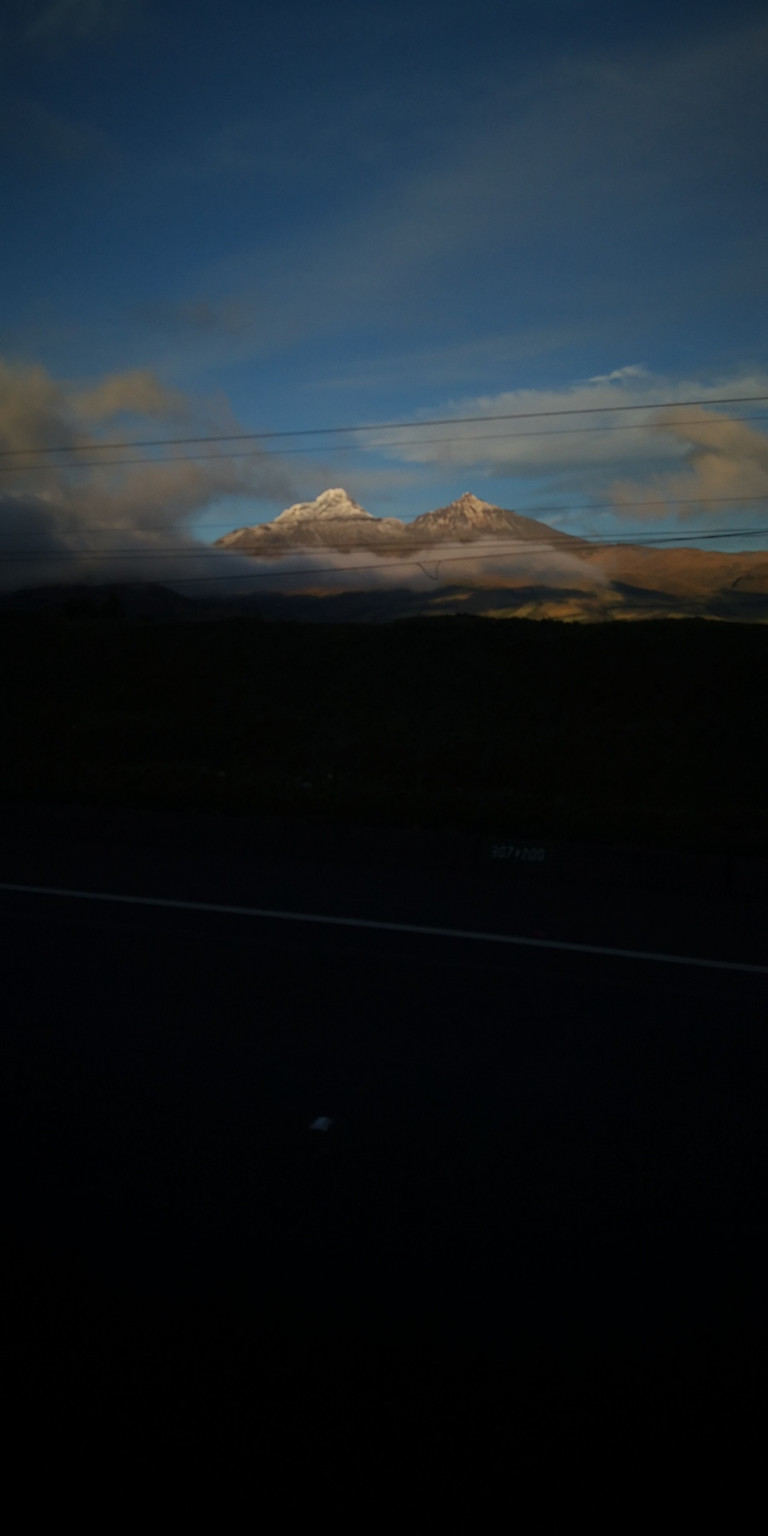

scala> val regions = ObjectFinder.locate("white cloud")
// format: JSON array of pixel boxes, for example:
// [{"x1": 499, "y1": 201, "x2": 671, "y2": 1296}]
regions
[
  {"x1": 586, "y1": 366, "x2": 650, "y2": 384},
  {"x1": 363, "y1": 369, "x2": 768, "y2": 522},
  {"x1": 177, "y1": 540, "x2": 611, "y2": 601}
]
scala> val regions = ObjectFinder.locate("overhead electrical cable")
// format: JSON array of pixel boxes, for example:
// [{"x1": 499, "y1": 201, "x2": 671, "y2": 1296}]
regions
[
  {"x1": 2, "y1": 527, "x2": 767, "y2": 586},
  {"x1": 1, "y1": 393, "x2": 768, "y2": 462},
  {"x1": 3, "y1": 491, "x2": 768, "y2": 545},
  {"x1": 2, "y1": 523, "x2": 768, "y2": 559},
  {"x1": 3, "y1": 412, "x2": 768, "y2": 475}
]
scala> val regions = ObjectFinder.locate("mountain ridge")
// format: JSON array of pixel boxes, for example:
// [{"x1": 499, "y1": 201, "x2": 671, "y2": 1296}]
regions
[
  {"x1": 1, "y1": 490, "x2": 765, "y2": 625},
  {"x1": 214, "y1": 489, "x2": 588, "y2": 557},
  {"x1": 209, "y1": 487, "x2": 768, "y2": 622}
]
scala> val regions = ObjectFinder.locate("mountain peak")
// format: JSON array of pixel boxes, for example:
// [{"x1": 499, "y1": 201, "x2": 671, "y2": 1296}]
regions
[
  {"x1": 410, "y1": 491, "x2": 511, "y2": 530},
  {"x1": 274, "y1": 487, "x2": 374, "y2": 524},
  {"x1": 214, "y1": 487, "x2": 588, "y2": 558}
]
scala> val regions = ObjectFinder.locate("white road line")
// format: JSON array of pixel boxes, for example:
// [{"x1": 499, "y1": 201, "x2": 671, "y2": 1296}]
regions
[{"x1": 0, "y1": 879, "x2": 766, "y2": 975}]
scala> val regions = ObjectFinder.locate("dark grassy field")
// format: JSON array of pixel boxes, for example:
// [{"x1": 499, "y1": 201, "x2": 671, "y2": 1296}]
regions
[{"x1": 4, "y1": 608, "x2": 768, "y2": 857}]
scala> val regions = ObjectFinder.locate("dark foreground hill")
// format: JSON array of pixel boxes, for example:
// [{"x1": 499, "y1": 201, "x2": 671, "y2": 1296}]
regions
[{"x1": 3, "y1": 609, "x2": 767, "y2": 858}]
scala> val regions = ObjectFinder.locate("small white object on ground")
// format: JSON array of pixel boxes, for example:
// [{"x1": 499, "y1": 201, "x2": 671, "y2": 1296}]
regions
[{"x1": 309, "y1": 1117, "x2": 334, "y2": 1131}]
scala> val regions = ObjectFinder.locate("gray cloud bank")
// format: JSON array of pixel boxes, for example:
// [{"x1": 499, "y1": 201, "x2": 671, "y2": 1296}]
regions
[
  {"x1": 204, "y1": 541, "x2": 611, "y2": 600},
  {"x1": 0, "y1": 357, "x2": 294, "y2": 593}
]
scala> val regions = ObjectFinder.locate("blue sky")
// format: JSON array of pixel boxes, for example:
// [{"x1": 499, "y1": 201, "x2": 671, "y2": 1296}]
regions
[{"x1": 1, "y1": 0, "x2": 768, "y2": 560}]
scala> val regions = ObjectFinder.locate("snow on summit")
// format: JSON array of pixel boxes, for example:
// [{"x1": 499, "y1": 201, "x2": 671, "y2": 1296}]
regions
[
  {"x1": 214, "y1": 489, "x2": 588, "y2": 557},
  {"x1": 274, "y1": 488, "x2": 374, "y2": 523}
]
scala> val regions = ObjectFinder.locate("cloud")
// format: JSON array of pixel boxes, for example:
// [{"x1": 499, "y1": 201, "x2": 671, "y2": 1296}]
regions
[
  {"x1": 71, "y1": 370, "x2": 190, "y2": 422},
  {"x1": 0, "y1": 357, "x2": 296, "y2": 592},
  {"x1": 610, "y1": 408, "x2": 768, "y2": 522},
  {"x1": 5, "y1": 355, "x2": 762, "y2": 599},
  {"x1": 364, "y1": 369, "x2": 768, "y2": 522},
  {"x1": 188, "y1": 540, "x2": 610, "y2": 602},
  {"x1": 587, "y1": 366, "x2": 651, "y2": 385}
]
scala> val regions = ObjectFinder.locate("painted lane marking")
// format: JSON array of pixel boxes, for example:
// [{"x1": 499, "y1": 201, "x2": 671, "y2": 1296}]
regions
[{"x1": 0, "y1": 880, "x2": 766, "y2": 974}]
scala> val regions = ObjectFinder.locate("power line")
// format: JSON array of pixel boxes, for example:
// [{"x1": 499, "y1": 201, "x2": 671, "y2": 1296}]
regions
[
  {"x1": 3, "y1": 491, "x2": 768, "y2": 546},
  {"x1": 126, "y1": 532, "x2": 768, "y2": 585},
  {"x1": 3, "y1": 524, "x2": 768, "y2": 558},
  {"x1": 3, "y1": 412, "x2": 768, "y2": 476},
  {"x1": 2, "y1": 393, "x2": 768, "y2": 461},
  {"x1": 2, "y1": 526, "x2": 766, "y2": 574}
]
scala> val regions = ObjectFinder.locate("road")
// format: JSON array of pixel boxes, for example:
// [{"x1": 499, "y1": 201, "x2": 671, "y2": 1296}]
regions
[{"x1": 1, "y1": 802, "x2": 766, "y2": 1494}]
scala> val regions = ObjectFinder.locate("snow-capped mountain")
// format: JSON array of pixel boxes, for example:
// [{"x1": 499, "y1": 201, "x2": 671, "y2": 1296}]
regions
[
  {"x1": 216, "y1": 487, "x2": 404, "y2": 554},
  {"x1": 407, "y1": 492, "x2": 589, "y2": 551},
  {"x1": 214, "y1": 488, "x2": 586, "y2": 557},
  {"x1": 272, "y1": 488, "x2": 374, "y2": 524}
]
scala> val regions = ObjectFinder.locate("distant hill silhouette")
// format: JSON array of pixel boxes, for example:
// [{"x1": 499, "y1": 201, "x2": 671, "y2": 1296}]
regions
[{"x1": 0, "y1": 582, "x2": 197, "y2": 620}]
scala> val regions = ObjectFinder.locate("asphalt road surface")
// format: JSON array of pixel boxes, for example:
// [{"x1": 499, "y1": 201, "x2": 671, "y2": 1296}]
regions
[{"x1": 1, "y1": 805, "x2": 767, "y2": 1500}]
